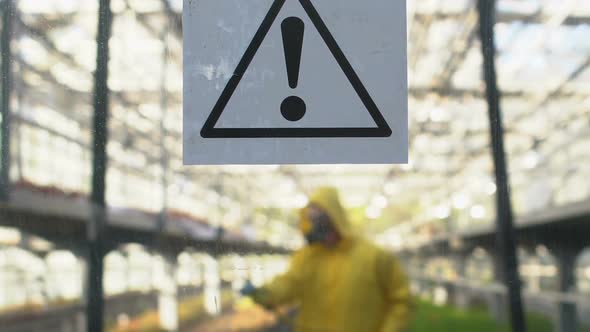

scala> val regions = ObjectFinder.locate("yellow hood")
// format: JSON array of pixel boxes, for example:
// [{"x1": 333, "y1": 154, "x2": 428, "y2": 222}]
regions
[{"x1": 304, "y1": 187, "x2": 353, "y2": 239}]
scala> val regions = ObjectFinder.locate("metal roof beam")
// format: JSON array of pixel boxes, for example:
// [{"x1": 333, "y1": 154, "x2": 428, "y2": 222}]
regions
[{"x1": 414, "y1": 12, "x2": 590, "y2": 26}]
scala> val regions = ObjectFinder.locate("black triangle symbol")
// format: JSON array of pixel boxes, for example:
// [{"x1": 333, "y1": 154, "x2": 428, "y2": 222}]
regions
[{"x1": 201, "y1": 0, "x2": 392, "y2": 138}]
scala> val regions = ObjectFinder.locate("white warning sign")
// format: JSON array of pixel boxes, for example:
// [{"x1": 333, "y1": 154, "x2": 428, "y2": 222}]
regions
[{"x1": 184, "y1": 0, "x2": 408, "y2": 164}]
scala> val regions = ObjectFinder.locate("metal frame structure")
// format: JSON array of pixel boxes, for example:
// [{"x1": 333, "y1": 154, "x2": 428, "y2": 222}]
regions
[
  {"x1": 478, "y1": 1, "x2": 525, "y2": 330},
  {"x1": 8, "y1": 0, "x2": 590, "y2": 219},
  {"x1": 1, "y1": 0, "x2": 590, "y2": 331},
  {"x1": 0, "y1": 0, "x2": 13, "y2": 202},
  {"x1": 87, "y1": 1, "x2": 112, "y2": 331}
]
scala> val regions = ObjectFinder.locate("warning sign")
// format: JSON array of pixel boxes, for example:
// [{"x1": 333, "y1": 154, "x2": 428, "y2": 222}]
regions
[{"x1": 184, "y1": 0, "x2": 407, "y2": 164}]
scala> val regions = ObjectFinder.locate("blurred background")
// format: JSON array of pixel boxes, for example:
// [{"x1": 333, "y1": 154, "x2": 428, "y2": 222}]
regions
[{"x1": 0, "y1": 0, "x2": 589, "y2": 331}]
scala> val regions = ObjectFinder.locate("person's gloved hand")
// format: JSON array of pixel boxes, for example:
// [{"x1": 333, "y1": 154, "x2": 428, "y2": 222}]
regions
[{"x1": 240, "y1": 280, "x2": 257, "y2": 297}]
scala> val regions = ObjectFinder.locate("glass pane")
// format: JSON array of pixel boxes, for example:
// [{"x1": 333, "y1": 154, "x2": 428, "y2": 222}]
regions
[
  {"x1": 14, "y1": 0, "x2": 97, "y2": 195},
  {"x1": 1, "y1": 0, "x2": 589, "y2": 331}
]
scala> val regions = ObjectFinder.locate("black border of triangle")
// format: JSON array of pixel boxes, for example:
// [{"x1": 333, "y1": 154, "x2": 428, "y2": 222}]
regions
[{"x1": 200, "y1": 0, "x2": 392, "y2": 138}]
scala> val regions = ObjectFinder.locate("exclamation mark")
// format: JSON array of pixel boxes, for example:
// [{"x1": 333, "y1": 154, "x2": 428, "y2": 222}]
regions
[{"x1": 280, "y1": 17, "x2": 306, "y2": 122}]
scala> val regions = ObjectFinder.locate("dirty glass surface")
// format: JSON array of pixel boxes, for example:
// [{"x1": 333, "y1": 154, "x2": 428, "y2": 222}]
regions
[{"x1": 0, "y1": 0, "x2": 589, "y2": 331}]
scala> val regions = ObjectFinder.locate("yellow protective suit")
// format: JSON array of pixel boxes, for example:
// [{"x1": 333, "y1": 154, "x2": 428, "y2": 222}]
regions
[{"x1": 252, "y1": 187, "x2": 411, "y2": 332}]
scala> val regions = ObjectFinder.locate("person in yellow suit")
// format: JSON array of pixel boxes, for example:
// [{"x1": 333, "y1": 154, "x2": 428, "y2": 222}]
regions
[{"x1": 241, "y1": 187, "x2": 412, "y2": 332}]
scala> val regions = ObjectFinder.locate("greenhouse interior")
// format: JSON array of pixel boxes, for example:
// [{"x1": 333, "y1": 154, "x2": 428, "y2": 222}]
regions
[{"x1": 0, "y1": 0, "x2": 589, "y2": 331}]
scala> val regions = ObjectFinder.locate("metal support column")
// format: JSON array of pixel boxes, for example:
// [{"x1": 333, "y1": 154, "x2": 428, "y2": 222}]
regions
[
  {"x1": 0, "y1": 0, "x2": 14, "y2": 202},
  {"x1": 87, "y1": 1, "x2": 113, "y2": 332},
  {"x1": 477, "y1": 1, "x2": 527, "y2": 331},
  {"x1": 555, "y1": 247, "x2": 578, "y2": 332}
]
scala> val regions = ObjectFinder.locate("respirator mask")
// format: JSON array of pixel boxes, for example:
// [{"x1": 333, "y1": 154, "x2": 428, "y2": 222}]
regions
[{"x1": 299, "y1": 205, "x2": 332, "y2": 244}]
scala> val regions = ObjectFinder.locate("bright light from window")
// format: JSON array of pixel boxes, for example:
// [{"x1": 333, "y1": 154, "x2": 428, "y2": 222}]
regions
[
  {"x1": 401, "y1": 158, "x2": 414, "y2": 171},
  {"x1": 372, "y1": 195, "x2": 388, "y2": 209},
  {"x1": 452, "y1": 193, "x2": 470, "y2": 209},
  {"x1": 429, "y1": 107, "x2": 450, "y2": 123},
  {"x1": 0, "y1": 227, "x2": 21, "y2": 245},
  {"x1": 365, "y1": 206, "x2": 382, "y2": 220},
  {"x1": 294, "y1": 194, "x2": 309, "y2": 208},
  {"x1": 169, "y1": 0, "x2": 183, "y2": 12},
  {"x1": 523, "y1": 150, "x2": 540, "y2": 169},
  {"x1": 470, "y1": 205, "x2": 486, "y2": 219},
  {"x1": 379, "y1": 232, "x2": 403, "y2": 249},
  {"x1": 434, "y1": 204, "x2": 450, "y2": 219},
  {"x1": 485, "y1": 181, "x2": 497, "y2": 195},
  {"x1": 384, "y1": 181, "x2": 398, "y2": 195}
]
